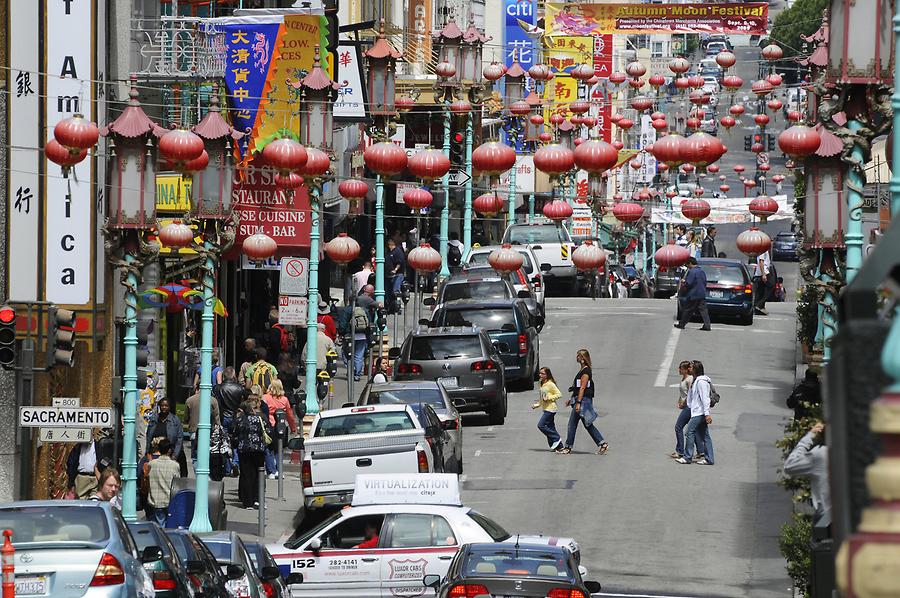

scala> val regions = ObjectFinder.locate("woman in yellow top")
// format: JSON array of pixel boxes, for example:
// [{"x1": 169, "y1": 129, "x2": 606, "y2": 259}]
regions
[{"x1": 534, "y1": 367, "x2": 563, "y2": 451}]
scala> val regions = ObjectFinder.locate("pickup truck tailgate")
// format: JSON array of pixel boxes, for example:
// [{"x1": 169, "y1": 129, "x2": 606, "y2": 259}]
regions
[{"x1": 306, "y1": 429, "x2": 426, "y2": 491}]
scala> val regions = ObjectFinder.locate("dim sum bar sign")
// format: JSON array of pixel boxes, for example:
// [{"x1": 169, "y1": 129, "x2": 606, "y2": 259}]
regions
[{"x1": 232, "y1": 166, "x2": 312, "y2": 250}]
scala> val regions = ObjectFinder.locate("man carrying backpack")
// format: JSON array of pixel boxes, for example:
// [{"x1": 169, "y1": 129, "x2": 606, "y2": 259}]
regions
[
  {"x1": 245, "y1": 348, "x2": 278, "y2": 390},
  {"x1": 350, "y1": 285, "x2": 378, "y2": 382}
]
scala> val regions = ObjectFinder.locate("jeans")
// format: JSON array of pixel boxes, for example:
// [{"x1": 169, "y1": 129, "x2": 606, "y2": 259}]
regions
[
  {"x1": 674, "y1": 406, "x2": 691, "y2": 455},
  {"x1": 678, "y1": 298, "x2": 711, "y2": 328},
  {"x1": 537, "y1": 411, "x2": 560, "y2": 448},
  {"x1": 684, "y1": 415, "x2": 714, "y2": 463},
  {"x1": 264, "y1": 448, "x2": 277, "y2": 474},
  {"x1": 565, "y1": 405, "x2": 605, "y2": 448},
  {"x1": 353, "y1": 338, "x2": 367, "y2": 378},
  {"x1": 148, "y1": 505, "x2": 168, "y2": 527}
]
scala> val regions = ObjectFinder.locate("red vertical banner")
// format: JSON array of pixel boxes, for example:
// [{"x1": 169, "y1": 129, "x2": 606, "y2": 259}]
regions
[{"x1": 592, "y1": 35, "x2": 613, "y2": 143}]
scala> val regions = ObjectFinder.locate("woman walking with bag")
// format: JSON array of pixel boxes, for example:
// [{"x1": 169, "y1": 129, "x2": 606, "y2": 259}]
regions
[
  {"x1": 233, "y1": 400, "x2": 267, "y2": 508},
  {"x1": 557, "y1": 349, "x2": 609, "y2": 455},
  {"x1": 534, "y1": 367, "x2": 563, "y2": 451},
  {"x1": 670, "y1": 361, "x2": 693, "y2": 459},
  {"x1": 676, "y1": 360, "x2": 714, "y2": 465}
]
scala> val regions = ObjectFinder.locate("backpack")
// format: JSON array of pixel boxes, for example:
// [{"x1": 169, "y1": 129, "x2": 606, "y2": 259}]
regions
[
  {"x1": 448, "y1": 243, "x2": 462, "y2": 266},
  {"x1": 271, "y1": 324, "x2": 290, "y2": 352},
  {"x1": 353, "y1": 306, "x2": 369, "y2": 331},
  {"x1": 249, "y1": 361, "x2": 275, "y2": 391},
  {"x1": 708, "y1": 382, "x2": 720, "y2": 408}
]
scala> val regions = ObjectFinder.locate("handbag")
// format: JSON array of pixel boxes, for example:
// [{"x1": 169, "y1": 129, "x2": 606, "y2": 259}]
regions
[{"x1": 258, "y1": 416, "x2": 273, "y2": 445}]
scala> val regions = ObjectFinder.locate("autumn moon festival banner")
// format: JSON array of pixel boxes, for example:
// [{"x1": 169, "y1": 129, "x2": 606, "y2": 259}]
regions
[{"x1": 546, "y1": 3, "x2": 769, "y2": 36}]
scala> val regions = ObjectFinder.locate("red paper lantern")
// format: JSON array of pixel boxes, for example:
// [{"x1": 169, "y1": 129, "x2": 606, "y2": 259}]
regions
[
  {"x1": 243, "y1": 232, "x2": 278, "y2": 261},
  {"x1": 324, "y1": 233, "x2": 361, "y2": 264},
  {"x1": 570, "y1": 116, "x2": 583, "y2": 127},
  {"x1": 665, "y1": 190, "x2": 677, "y2": 199},
  {"x1": 684, "y1": 132, "x2": 725, "y2": 167},
  {"x1": 759, "y1": 163, "x2": 771, "y2": 172},
  {"x1": 772, "y1": 174, "x2": 786, "y2": 184},
  {"x1": 751, "y1": 142, "x2": 765, "y2": 154},
  {"x1": 483, "y1": 61, "x2": 505, "y2": 82},
  {"x1": 734, "y1": 164, "x2": 745, "y2": 173},
  {"x1": 364, "y1": 141, "x2": 408, "y2": 176},
  {"x1": 787, "y1": 110, "x2": 801, "y2": 122},
  {"x1": 573, "y1": 139, "x2": 618, "y2": 174},
  {"x1": 767, "y1": 99, "x2": 783, "y2": 111},
  {"x1": 658, "y1": 162, "x2": 670, "y2": 172},
  {"x1": 652, "y1": 118, "x2": 668, "y2": 131},
  {"x1": 275, "y1": 171, "x2": 304, "y2": 189},
  {"x1": 749, "y1": 195, "x2": 778, "y2": 222},
  {"x1": 669, "y1": 57, "x2": 690, "y2": 74},
  {"x1": 529, "y1": 114, "x2": 545, "y2": 125},
  {"x1": 472, "y1": 141, "x2": 516, "y2": 176},
  {"x1": 628, "y1": 78, "x2": 645, "y2": 89},
  {"x1": 53, "y1": 114, "x2": 100, "y2": 151},
  {"x1": 625, "y1": 61, "x2": 646, "y2": 78},
  {"x1": 473, "y1": 192, "x2": 504, "y2": 216},
  {"x1": 572, "y1": 240, "x2": 606, "y2": 271},
  {"x1": 651, "y1": 133, "x2": 686, "y2": 167},
  {"x1": 450, "y1": 100, "x2": 473, "y2": 115},
  {"x1": 613, "y1": 202, "x2": 644, "y2": 223},
  {"x1": 571, "y1": 63, "x2": 595, "y2": 81},
  {"x1": 408, "y1": 148, "x2": 451, "y2": 182},
  {"x1": 408, "y1": 243, "x2": 442, "y2": 273},
  {"x1": 674, "y1": 77, "x2": 691, "y2": 90},
  {"x1": 719, "y1": 116, "x2": 736, "y2": 129},
  {"x1": 754, "y1": 113, "x2": 770, "y2": 127},
  {"x1": 528, "y1": 63, "x2": 552, "y2": 81},
  {"x1": 402, "y1": 187, "x2": 433, "y2": 210},
  {"x1": 707, "y1": 164, "x2": 720, "y2": 174},
  {"x1": 744, "y1": 179, "x2": 758, "y2": 190},
  {"x1": 534, "y1": 143, "x2": 575, "y2": 176},
  {"x1": 689, "y1": 90, "x2": 710, "y2": 106},
  {"x1": 569, "y1": 101, "x2": 590, "y2": 115},
  {"x1": 396, "y1": 95, "x2": 416, "y2": 112},
  {"x1": 609, "y1": 71, "x2": 627, "y2": 85},
  {"x1": 488, "y1": 244, "x2": 525, "y2": 273},
  {"x1": 648, "y1": 74, "x2": 666, "y2": 89},
  {"x1": 719, "y1": 184, "x2": 730, "y2": 193},
  {"x1": 736, "y1": 228, "x2": 772, "y2": 258},
  {"x1": 751, "y1": 79, "x2": 774, "y2": 96},
  {"x1": 612, "y1": 140, "x2": 624, "y2": 151},
  {"x1": 508, "y1": 100, "x2": 530, "y2": 116},
  {"x1": 574, "y1": 138, "x2": 585, "y2": 147},
  {"x1": 176, "y1": 149, "x2": 209, "y2": 175},
  {"x1": 688, "y1": 75, "x2": 705, "y2": 89},
  {"x1": 778, "y1": 125, "x2": 822, "y2": 159},
  {"x1": 629, "y1": 158, "x2": 642, "y2": 170},
  {"x1": 262, "y1": 137, "x2": 308, "y2": 175},
  {"x1": 435, "y1": 61, "x2": 456, "y2": 79},
  {"x1": 681, "y1": 198, "x2": 710, "y2": 224},
  {"x1": 610, "y1": 113, "x2": 622, "y2": 124},
  {"x1": 299, "y1": 147, "x2": 331, "y2": 177},
  {"x1": 542, "y1": 199, "x2": 573, "y2": 221},
  {"x1": 339, "y1": 179, "x2": 369, "y2": 200},
  {"x1": 681, "y1": 163, "x2": 696, "y2": 174},
  {"x1": 655, "y1": 242, "x2": 690, "y2": 269},
  {"x1": 549, "y1": 113, "x2": 565, "y2": 126},
  {"x1": 581, "y1": 116, "x2": 596, "y2": 128},
  {"x1": 617, "y1": 118, "x2": 634, "y2": 130},
  {"x1": 722, "y1": 75, "x2": 743, "y2": 90},
  {"x1": 729, "y1": 104, "x2": 746, "y2": 116},
  {"x1": 158, "y1": 221, "x2": 194, "y2": 248},
  {"x1": 45, "y1": 138, "x2": 87, "y2": 170},
  {"x1": 761, "y1": 44, "x2": 784, "y2": 61},
  {"x1": 630, "y1": 96, "x2": 653, "y2": 112},
  {"x1": 159, "y1": 128, "x2": 205, "y2": 166},
  {"x1": 539, "y1": 132, "x2": 553, "y2": 143},
  {"x1": 686, "y1": 117, "x2": 700, "y2": 130},
  {"x1": 716, "y1": 50, "x2": 737, "y2": 69}
]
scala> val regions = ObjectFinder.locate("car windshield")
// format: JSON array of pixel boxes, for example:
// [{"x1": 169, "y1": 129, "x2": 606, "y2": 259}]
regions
[
  {"x1": 467, "y1": 511, "x2": 511, "y2": 541},
  {"x1": 702, "y1": 264, "x2": 746, "y2": 286},
  {"x1": 286, "y1": 511, "x2": 343, "y2": 549},
  {"x1": 314, "y1": 411, "x2": 416, "y2": 437},
  {"x1": 776, "y1": 233, "x2": 797, "y2": 241},
  {"x1": 165, "y1": 532, "x2": 198, "y2": 562},
  {"x1": 368, "y1": 388, "x2": 445, "y2": 408},
  {"x1": 203, "y1": 540, "x2": 232, "y2": 563},
  {"x1": 505, "y1": 225, "x2": 568, "y2": 245},
  {"x1": 410, "y1": 335, "x2": 482, "y2": 360},
  {"x1": 463, "y1": 548, "x2": 575, "y2": 581},
  {"x1": 468, "y1": 252, "x2": 534, "y2": 274},
  {"x1": 0, "y1": 505, "x2": 110, "y2": 545},
  {"x1": 443, "y1": 280, "x2": 510, "y2": 301},
  {"x1": 439, "y1": 308, "x2": 516, "y2": 331}
]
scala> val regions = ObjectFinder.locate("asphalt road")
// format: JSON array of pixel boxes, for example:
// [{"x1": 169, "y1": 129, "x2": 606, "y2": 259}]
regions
[{"x1": 457, "y1": 295, "x2": 797, "y2": 598}]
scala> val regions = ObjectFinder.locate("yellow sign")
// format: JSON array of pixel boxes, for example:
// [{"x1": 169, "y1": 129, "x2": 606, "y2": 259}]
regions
[
  {"x1": 156, "y1": 174, "x2": 192, "y2": 212},
  {"x1": 543, "y1": 74, "x2": 578, "y2": 119},
  {"x1": 255, "y1": 15, "x2": 329, "y2": 153},
  {"x1": 544, "y1": 36, "x2": 592, "y2": 76}
]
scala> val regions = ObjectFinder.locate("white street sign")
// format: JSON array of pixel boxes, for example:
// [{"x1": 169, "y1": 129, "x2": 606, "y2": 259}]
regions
[
  {"x1": 279, "y1": 257, "x2": 309, "y2": 296},
  {"x1": 40, "y1": 428, "x2": 92, "y2": 443},
  {"x1": 448, "y1": 169, "x2": 472, "y2": 187},
  {"x1": 278, "y1": 295, "x2": 308, "y2": 326},
  {"x1": 19, "y1": 407, "x2": 113, "y2": 428}
]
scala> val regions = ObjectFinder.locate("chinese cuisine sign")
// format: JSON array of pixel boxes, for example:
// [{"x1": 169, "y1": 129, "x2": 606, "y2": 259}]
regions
[
  {"x1": 546, "y1": 3, "x2": 769, "y2": 35},
  {"x1": 232, "y1": 166, "x2": 311, "y2": 253}
]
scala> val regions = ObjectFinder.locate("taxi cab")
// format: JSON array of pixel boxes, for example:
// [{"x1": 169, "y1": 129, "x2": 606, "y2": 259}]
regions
[{"x1": 268, "y1": 474, "x2": 579, "y2": 597}]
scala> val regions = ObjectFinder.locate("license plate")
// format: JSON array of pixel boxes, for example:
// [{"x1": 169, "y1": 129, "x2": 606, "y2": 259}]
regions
[
  {"x1": 438, "y1": 376, "x2": 458, "y2": 388},
  {"x1": 708, "y1": 290, "x2": 725, "y2": 299},
  {"x1": 15, "y1": 576, "x2": 47, "y2": 595}
]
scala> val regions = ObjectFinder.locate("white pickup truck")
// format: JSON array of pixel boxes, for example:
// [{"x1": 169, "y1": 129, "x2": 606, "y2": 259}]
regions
[
  {"x1": 301, "y1": 404, "x2": 451, "y2": 511},
  {"x1": 502, "y1": 220, "x2": 577, "y2": 294}
]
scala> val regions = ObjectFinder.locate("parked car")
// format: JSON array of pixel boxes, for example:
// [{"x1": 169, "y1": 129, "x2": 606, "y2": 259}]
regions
[
  {"x1": 164, "y1": 529, "x2": 233, "y2": 598},
  {"x1": 424, "y1": 542, "x2": 601, "y2": 598},
  {"x1": 465, "y1": 244, "x2": 547, "y2": 308},
  {"x1": 301, "y1": 403, "x2": 453, "y2": 510},
  {"x1": 200, "y1": 531, "x2": 272, "y2": 598},
  {"x1": 432, "y1": 269, "x2": 543, "y2": 330},
  {"x1": 654, "y1": 264, "x2": 683, "y2": 298},
  {"x1": 393, "y1": 326, "x2": 507, "y2": 424},
  {"x1": 429, "y1": 299, "x2": 539, "y2": 391},
  {"x1": 676, "y1": 258, "x2": 755, "y2": 325},
  {"x1": 502, "y1": 220, "x2": 577, "y2": 295},
  {"x1": 243, "y1": 541, "x2": 290, "y2": 598},
  {"x1": 127, "y1": 521, "x2": 197, "y2": 598},
  {"x1": 356, "y1": 380, "x2": 464, "y2": 474},
  {"x1": 0, "y1": 501, "x2": 157, "y2": 598},
  {"x1": 623, "y1": 265, "x2": 653, "y2": 298},
  {"x1": 772, "y1": 231, "x2": 800, "y2": 261}
]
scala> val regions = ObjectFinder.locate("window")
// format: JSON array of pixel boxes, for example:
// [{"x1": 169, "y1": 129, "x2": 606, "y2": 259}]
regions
[
  {"x1": 442, "y1": 280, "x2": 510, "y2": 301},
  {"x1": 438, "y1": 308, "x2": 517, "y2": 332},
  {"x1": 387, "y1": 515, "x2": 457, "y2": 548},
  {"x1": 369, "y1": 388, "x2": 445, "y2": 408},
  {"x1": 467, "y1": 511, "x2": 510, "y2": 541},
  {"x1": 468, "y1": 252, "x2": 534, "y2": 274},
  {"x1": 651, "y1": 42, "x2": 664, "y2": 58},
  {"x1": 702, "y1": 264, "x2": 747, "y2": 286},
  {"x1": 410, "y1": 336, "x2": 482, "y2": 360},
  {"x1": 0, "y1": 505, "x2": 110, "y2": 545},
  {"x1": 286, "y1": 511, "x2": 342, "y2": 549},
  {"x1": 314, "y1": 411, "x2": 416, "y2": 437},
  {"x1": 504, "y1": 225, "x2": 569, "y2": 245},
  {"x1": 204, "y1": 540, "x2": 232, "y2": 562},
  {"x1": 462, "y1": 548, "x2": 575, "y2": 581},
  {"x1": 321, "y1": 515, "x2": 385, "y2": 550}
]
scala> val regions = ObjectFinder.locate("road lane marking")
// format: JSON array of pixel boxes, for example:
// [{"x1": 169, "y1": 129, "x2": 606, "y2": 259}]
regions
[
  {"x1": 653, "y1": 326, "x2": 681, "y2": 388},
  {"x1": 474, "y1": 450, "x2": 481, "y2": 457},
  {"x1": 594, "y1": 593, "x2": 701, "y2": 598},
  {"x1": 474, "y1": 451, "x2": 514, "y2": 455}
]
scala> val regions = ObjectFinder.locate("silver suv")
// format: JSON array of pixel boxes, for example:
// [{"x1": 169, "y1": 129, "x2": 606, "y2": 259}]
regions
[{"x1": 392, "y1": 326, "x2": 508, "y2": 425}]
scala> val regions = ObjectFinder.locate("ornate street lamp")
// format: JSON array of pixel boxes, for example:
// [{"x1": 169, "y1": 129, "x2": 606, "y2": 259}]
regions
[
  {"x1": 300, "y1": 46, "x2": 340, "y2": 153},
  {"x1": 100, "y1": 75, "x2": 161, "y2": 522},
  {"x1": 365, "y1": 27, "x2": 403, "y2": 306}
]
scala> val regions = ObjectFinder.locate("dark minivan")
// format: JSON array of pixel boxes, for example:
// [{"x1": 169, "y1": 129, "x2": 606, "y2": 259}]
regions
[
  {"x1": 677, "y1": 258, "x2": 755, "y2": 325},
  {"x1": 429, "y1": 299, "x2": 539, "y2": 390}
]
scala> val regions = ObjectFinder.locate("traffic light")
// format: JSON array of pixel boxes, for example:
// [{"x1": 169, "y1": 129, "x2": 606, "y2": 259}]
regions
[
  {"x1": 47, "y1": 306, "x2": 76, "y2": 367},
  {"x1": 744, "y1": 135, "x2": 752, "y2": 151},
  {"x1": 0, "y1": 306, "x2": 17, "y2": 367},
  {"x1": 767, "y1": 133, "x2": 776, "y2": 151},
  {"x1": 450, "y1": 131, "x2": 465, "y2": 167},
  {"x1": 135, "y1": 318, "x2": 152, "y2": 389}
]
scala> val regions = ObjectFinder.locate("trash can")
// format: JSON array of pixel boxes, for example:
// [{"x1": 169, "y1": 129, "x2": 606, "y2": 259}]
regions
[
  {"x1": 809, "y1": 511, "x2": 834, "y2": 598},
  {"x1": 165, "y1": 477, "x2": 228, "y2": 530}
]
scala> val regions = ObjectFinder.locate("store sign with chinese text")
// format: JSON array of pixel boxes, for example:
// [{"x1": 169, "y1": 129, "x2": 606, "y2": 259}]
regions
[
  {"x1": 232, "y1": 167, "x2": 311, "y2": 253},
  {"x1": 335, "y1": 44, "x2": 367, "y2": 120}
]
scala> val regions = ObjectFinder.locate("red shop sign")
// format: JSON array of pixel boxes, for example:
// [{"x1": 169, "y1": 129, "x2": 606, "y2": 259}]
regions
[{"x1": 228, "y1": 166, "x2": 312, "y2": 258}]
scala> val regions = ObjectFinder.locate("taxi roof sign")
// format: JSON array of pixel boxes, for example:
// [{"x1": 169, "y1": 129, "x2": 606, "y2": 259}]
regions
[{"x1": 352, "y1": 474, "x2": 461, "y2": 507}]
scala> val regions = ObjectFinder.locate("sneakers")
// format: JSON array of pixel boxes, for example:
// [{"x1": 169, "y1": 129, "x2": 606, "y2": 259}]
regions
[
  {"x1": 673, "y1": 323, "x2": 685, "y2": 329},
  {"x1": 696, "y1": 458, "x2": 713, "y2": 465},
  {"x1": 555, "y1": 447, "x2": 572, "y2": 454},
  {"x1": 699, "y1": 326, "x2": 711, "y2": 331},
  {"x1": 268, "y1": 473, "x2": 278, "y2": 480},
  {"x1": 675, "y1": 457, "x2": 691, "y2": 464},
  {"x1": 550, "y1": 440, "x2": 563, "y2": 451},
  {"x1": 669, "y1": 452, "x2": 682, "y2": 459}
]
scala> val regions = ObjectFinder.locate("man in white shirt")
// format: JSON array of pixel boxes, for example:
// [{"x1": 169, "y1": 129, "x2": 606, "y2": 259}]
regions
[
  {"x1": 352, "y1": 262, "x2": 373, "y2": 296},
  {"x1": 752, "y1": 250, "x2": 773, "y2": 315}
]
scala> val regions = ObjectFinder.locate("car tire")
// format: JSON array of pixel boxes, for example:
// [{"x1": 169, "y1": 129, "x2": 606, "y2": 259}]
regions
[
  {"x1": 740, "y1": 310, "x2": 754, "y2": 326},
  {"x1": 488, "y1": 393, "x2": 507, "y2": 425}
]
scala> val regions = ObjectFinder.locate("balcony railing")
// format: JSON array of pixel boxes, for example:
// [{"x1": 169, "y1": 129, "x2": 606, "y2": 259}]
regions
[{"x1": 131, "y1": 16, "x2": 226, "y2": 79}]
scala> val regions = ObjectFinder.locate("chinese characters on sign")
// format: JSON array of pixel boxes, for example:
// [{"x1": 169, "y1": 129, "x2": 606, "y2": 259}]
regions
[
  {"x1": 334, "y1": 44, "x2": 367, "y2": 120},
  {"x1": 546, "y1": 3, "x2": 769, "y2": 36},
  {"x1": 635, "y1": 115, "x2": 658, "y2": 184},
  {"x1": 504, "y1": 0, "x2": 535, "y2": 75}
]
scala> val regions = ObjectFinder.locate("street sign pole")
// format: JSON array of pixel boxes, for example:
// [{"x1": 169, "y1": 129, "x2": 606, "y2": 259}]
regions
[{"x1": 17, "y1": 341, "x2": 34, "y2": 501}]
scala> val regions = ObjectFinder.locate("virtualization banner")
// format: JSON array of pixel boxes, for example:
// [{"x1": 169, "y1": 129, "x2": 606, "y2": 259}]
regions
[{"x1": 546, "y1": 3, "x2": 768, "y2": 36}]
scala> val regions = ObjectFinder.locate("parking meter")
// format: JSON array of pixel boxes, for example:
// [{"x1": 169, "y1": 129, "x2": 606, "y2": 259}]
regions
[
  {"x1": 316, "y1": 370, "x2": 330, "y2": 401},
  {"x1": 292, "y1": 388, "x2": 307, "y2": 422},
  {"x1": 274, "y1": 409, "x2": 289, "y2": 444},
  {"x1": 400, "y1": 281, "x2": 411, "y2": 305},
  {"x1": 325, "y1": 348, "x2": 338, "y2": 378},
  {"x1": 375, "y1": 306, "x2": 387, "y2": 331}
]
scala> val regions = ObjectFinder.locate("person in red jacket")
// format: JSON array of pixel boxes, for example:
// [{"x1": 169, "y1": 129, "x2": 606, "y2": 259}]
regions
[
  {"x1": 317, "y1": 300, "x2": 338, "y2": 341},
  {"x1": 354, "y1": 522, "x2": 380, "y2": 549}
]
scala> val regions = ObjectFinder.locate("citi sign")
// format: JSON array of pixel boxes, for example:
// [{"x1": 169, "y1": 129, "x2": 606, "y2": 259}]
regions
[{"x1": 507, "y1": 0, "x2": 533, "y2": 18}]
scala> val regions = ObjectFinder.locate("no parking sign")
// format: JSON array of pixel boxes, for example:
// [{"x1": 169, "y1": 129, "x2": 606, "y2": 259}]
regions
[{"x1": 279, "y1": 257, "x2": 309, "y2": 296}]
